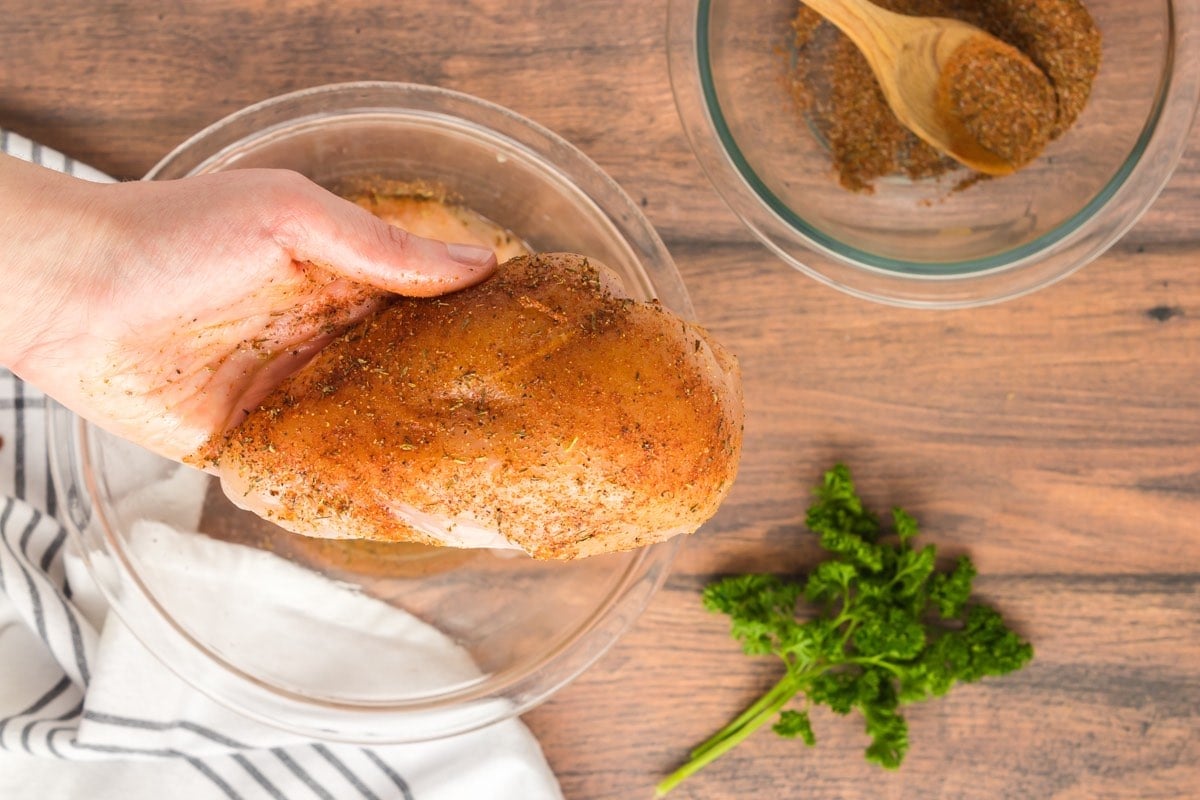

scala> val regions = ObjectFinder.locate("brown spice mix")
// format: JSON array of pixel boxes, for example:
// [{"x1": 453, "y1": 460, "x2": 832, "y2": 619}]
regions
[{"x1": 790, "y1": 0, "x2": 1102, "y2": 192}]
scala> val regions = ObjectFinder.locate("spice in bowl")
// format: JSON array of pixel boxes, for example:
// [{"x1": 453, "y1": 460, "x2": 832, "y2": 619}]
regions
[{"x1": 790, "y1": 0, "x2": 1102, "y2": 192}]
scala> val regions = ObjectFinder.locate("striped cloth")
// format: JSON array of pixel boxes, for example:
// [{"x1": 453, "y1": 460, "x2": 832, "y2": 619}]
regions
[{"x1": 0, "y1": 131, "x2": 563, "y2": 799}]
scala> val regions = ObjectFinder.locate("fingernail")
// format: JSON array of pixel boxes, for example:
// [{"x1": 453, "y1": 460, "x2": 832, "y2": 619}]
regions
[{"x1": 446, "y1": 242, "x2": 497, "y2": 268}]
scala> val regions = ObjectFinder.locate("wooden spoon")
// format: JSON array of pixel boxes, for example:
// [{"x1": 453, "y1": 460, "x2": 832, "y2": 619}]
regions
[{"x1": 801, "y1": 0, "x2": 1056, "y2": 175}]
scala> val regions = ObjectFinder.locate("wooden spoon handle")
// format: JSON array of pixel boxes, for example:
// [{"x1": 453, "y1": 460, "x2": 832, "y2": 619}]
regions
[{"x1": 799, "y1": 0, "x2": 919, "y2": 68}]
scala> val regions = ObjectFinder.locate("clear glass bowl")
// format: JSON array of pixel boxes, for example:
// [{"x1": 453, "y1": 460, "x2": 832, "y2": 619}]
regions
[
  {"x1": 667, "y1": 0, "x2": 1200, "y2": 307},
  {"x1": 47, "y1": 81, "x2": 685, "y2": 743}
]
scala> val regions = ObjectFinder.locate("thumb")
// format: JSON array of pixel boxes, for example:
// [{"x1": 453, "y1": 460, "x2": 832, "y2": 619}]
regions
[{"x1": 277, "y1": 178, "x2": 497, "y2": 296}]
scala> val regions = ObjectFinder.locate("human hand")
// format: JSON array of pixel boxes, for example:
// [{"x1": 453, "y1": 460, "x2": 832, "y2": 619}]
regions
[{"x1": 0, "y1": 154, "x2": 496, "y2": 463}]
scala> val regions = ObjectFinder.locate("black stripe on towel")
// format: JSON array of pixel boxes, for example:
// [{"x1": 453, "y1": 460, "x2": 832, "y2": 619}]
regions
[
  {"x1": 68, "y1": 739, "x2": 246, "y2": 800},
  {"x1": 0, "y1": 497, "x2": 11, "y2": 593},
  {"x1": 80, "y1": 713, "x2": 384, "y2": 800},
  {"x1": 53, "y1": 698, "x2": 85, "y2": 722},
  {"x1": 81, "y1": 712, "x2": 250, "y2": 750},
  {"x1": 44, "y1": 454, "x2": 57, "y2": 523},
  {"x1": 0, "y1": 674, "x2": 73, "y2": 744},
  {"x1": 17, "y1": 509, "x2": 46, "y2": 590},
  {"x1": 272, "y1": 748, "x2": 335, "y2": 800},
  {"x1": 43, "y1": 724, "x2": 69, "y2": 759},
  {"x1": 11, "y1": 674, "x2": 73, "y2": 719},
  {"x1": 18, "y1": 696, "x2": 81, "y2": 755},
  {"x1": 6, "y1": 507, "x2": 47, "y2": 640},
  {"x1": 363, "y1": 749, "x2": 416, "y2": 800},
  {"x1": 232, "y1": 753, "x2": 287, "y2": 800},
  {"x1": 0, "y1": 499, "x2": 92, "y2": 686},
  {"x1": 61, "y1": 585, "x2": 90, "y2": 687},
  {"x1": 183, "y1": 755, "x2": 245, "y2": 800},
  {"x1": 12, "y1": 379, "x2": 25, "y2": 501},
  {"x1": 38, "y1": 524, "x2": 66, "y2": 575},
  {"x1": 312, "y1": 744, "x2": 382, "y2": 800}
]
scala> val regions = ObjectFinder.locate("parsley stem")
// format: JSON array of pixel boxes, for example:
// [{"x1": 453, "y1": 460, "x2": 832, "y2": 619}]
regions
[
  {"x1": 845, "y1": 655, "x2": 904, "y2": 676},
  {"x1": 656, "y1": 673, "x2": 799, "y2": 797},
  {"x1": 688, "y1": 672, "x2": 798, "y2": 760}
]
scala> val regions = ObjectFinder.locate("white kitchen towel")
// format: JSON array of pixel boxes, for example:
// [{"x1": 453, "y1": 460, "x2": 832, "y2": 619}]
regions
[{"x1": 0, "y1": 131, "x2": 564, "y2": 799}]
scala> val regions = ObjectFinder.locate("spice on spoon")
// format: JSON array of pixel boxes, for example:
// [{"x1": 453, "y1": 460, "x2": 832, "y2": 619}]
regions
[
  {"x1": 939, "y1": 36, "x2": 1057, "y2": 169},
  {"x1": 790, "y1": 0, "x2": 1102, "y2": 192}
]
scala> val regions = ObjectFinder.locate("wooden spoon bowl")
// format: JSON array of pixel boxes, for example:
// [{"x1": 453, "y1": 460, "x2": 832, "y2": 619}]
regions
[{"x1": 801, "y1": 0, "x2": 1056, "y2": 175}]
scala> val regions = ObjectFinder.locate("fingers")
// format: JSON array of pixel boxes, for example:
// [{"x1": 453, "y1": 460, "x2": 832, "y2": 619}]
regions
[{"x1": 271, "y1": 174, "x2": 498, "y2": 297}]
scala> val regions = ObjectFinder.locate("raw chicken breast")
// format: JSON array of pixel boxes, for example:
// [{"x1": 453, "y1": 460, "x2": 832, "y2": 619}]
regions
[
  {"x1": 345, "y1": 180, "x2": 530, "y2": 263},
  {"x1": 215, "y1": 253, "x2": 744, "y2": 560}
]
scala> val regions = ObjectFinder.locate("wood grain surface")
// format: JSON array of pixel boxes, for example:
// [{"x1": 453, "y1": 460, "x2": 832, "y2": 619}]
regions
[{"x1": 3, "y1": 2, "x2": 1198, "y2": 798}]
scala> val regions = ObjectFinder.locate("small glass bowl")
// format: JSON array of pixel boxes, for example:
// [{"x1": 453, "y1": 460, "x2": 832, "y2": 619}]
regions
[
  {"x1": 47, "y1": 82, "x2": 685, "y2": 743},
  {"x1": 667, "y1": 0, "x2": 1200, "y2": 307}
]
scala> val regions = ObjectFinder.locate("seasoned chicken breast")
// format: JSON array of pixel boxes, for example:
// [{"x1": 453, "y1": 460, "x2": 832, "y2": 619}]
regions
[{"x1": 215, "y1": 253, "x2": 743, "y2": 560}]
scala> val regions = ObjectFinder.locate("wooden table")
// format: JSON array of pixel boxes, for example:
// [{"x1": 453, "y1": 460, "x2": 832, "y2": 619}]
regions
[{"x1": 4, "y1": 2, "x2": 1198, "y2": 798}]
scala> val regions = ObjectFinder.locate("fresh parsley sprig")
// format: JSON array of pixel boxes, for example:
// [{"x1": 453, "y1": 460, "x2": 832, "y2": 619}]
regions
[{"x1": 656, "y1": 464, "x2": 1033, "y2": 796}]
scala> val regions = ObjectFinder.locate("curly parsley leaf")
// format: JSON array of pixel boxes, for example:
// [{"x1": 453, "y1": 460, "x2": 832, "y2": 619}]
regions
[
  {"x1": 929, "y1": 555, "x2": 978, "y2": 619},
  {"x1": 656, "y1": 464, "x2": 1033, "y2": 797},
  {"x1": 773, "y1": 709, "x2": 816, "y2": 745},
  {"x1": 702, "y1": 574, "x2": 804, "y2": 657}
]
